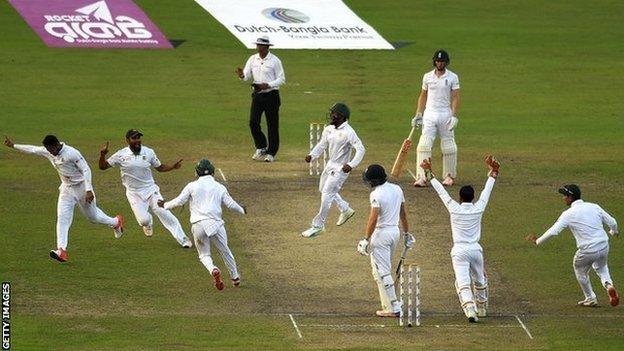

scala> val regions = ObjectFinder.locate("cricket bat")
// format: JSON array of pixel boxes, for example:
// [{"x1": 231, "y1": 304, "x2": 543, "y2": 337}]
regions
[{"x1": 390, "y1": 127, "x2": 416, "y2": 177}]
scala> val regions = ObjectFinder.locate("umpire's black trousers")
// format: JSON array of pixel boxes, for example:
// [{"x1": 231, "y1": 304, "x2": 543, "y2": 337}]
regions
[{"x1": 249, "y1": 89, "x2": 280, "y2": 156}]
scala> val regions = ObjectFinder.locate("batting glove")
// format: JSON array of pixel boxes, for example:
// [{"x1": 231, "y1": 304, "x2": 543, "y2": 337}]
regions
[
  {"x1": 357, "y1": 239, "x2": 369, "y2": 256},
  {"x1": 403, "y1": 232, "x2": 416, "y2": 249},
  {"x1": 411, "y1": 112, "x2": 423, "y2": 128},
  {"x1": 447, "y1": 116, "x2": 459, "y2": 131},
  {"x1": 609, "y1": 229, "x2": 619, "y2": 236}
]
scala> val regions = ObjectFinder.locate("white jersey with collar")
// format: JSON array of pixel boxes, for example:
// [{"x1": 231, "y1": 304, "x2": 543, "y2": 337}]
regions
[
  {"x1": 107, "y1": 146, "x2": 161, "y2": 192},
  {"x1": 14, "y1": 143, "x2": 93, "y2": 191},
  {"x1": 422, "y1": 69, "x2": 460, "y2": 112},
  {"x1": 370, "y1": 182, "x2": 405, "y2": 228},
  {"x1": 309, "y1": 121, "x2": 365, "y2": 169},
  {"x1": 431, "y1": 177, "x2": 495, "y2": 249},
  {"x1": 163, "y1": 175, "x2": 245, "y2": 225},
  {"x1": 241, "y1": 52, "x2": 286, "y2": 93},
  {"x1": 536, "y1": 200, "x2": 618, "y2": 252}
]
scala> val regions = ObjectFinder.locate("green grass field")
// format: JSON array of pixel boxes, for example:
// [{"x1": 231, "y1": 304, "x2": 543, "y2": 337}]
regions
[{"x1": 1, "y1": 0, "x2": 623, "y2": 349}]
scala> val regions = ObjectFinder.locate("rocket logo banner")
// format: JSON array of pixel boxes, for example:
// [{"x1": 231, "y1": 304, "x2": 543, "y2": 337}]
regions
[{"x1": 8, "y1": 0, "x2": 173, "y2": 48}]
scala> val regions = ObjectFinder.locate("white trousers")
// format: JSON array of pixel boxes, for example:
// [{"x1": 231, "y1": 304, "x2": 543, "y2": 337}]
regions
[
  {"x1": 421, "y1": 110, "x2": 455, "y2": 139},
  {"x1": 126, "y1": 188, "x2": 189, "y2": 245},
  {"x1": 416, "y1": 109, "x2": 458, "y2": 179},
  {"x1": 370, "y1": 227, "x2": 401, "y2": 313},
  {"x1": 191, "y1": 220, "x2": 239, "y2": 280},
  {"x1": 311, "y1": 166, "x2": 350, "y2": 227},
  {"x1": 451, "y1": 246, "x2": 488, "y2": 313},
  {"x1": 56, "y1": 183, "x2": 117, "y2": 250},
  {"x1": 573, "y1": 246, "x2": 613, "y2": 300}
]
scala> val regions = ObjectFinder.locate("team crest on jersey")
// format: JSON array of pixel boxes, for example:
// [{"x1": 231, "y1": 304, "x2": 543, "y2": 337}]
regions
[{"x1": 445, "y1": 79, "x2": 448, "y2": 86}]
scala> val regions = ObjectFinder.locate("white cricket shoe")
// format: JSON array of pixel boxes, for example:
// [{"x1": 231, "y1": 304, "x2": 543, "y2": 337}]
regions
[
  {"x1": 375, "y1": 310, "x2": 400, "y2": 318},
  {"x1": 577, "y1": 297, "x2": 598, "y2": 307},
  {"x1": 466, "y1": 307, "x2": 479, "y2": 323},
  {"x1": 251, "y1": 148, "x2": 267, "y2": 161},
  {"x1": 413, "y1": 179, "x2": 427, "y2": 187},
  {"x1": 142, "y1": 225, "x2": 153, "y2": 237},
  {"x1": 264, "y1": 154, "x2": 275, "y2": 162},
  {"x1": 442, "y1": 176, "x2": 455, "y2": 186},
  {"x1": 301, "y1": 226, "x2": 324, "y2": 238},
  {"x1": 113, "y1": 215, "x2": 124, "y2": 239},
  {"x1": 181, "y1": 238, "x2": 193, "y2": 248},
  {"x1": 336, "y1": 208, "x2": 355, "y2": 226}
]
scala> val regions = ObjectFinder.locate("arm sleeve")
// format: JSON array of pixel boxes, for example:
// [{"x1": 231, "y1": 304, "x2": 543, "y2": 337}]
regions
[
  {"x1": 164, "y1": 185, "x2": 192, "y2": 210},
  {"x1": 421, "y1": 74, "x2": 428, "y2": 91},
  {"x1": 346, "y1": 131, "x2": 366, "y2": 168},
  {"x1": 536, "y1": 212, "x2": 569, "y2": 245},
  {"x1": 74, "y1": 154, "x2": 93, "y2": 192},
  {"x1": 599, "y1": 206, "x2": 618, "y2": 232},
  {"x1": 370, "y1": 192, "x2": 380, "y2": 208},
  {"x1": 149, "y1": 150, "x2": 162, "y2": 168},
  {"x1": 267, "y1": 57, "x2": 286, "y2": 88},
  {"x1": 452, "y1": 74, "x2": 460, "y2": 90},
  {"x1": 106, "y1": 151, "x2": 121, "y2": 167},
  {"x1": 309, "y1": 128, "x2": 328, "y2": 160},
  {"x1": 474, "y1": 177, "x2": 496, "y2": 210},
  {"x1": 241, "y1": 56, "x2": 253, "y2": 82},
  {"x1": 13, "y1": 144, "x2": 50, "y2": 157},
  {"x1": 430, "y1": 178, "x2": 458, "y2": 210},
  {"x1": 222, "y1": 190, "x2": 245, "y2": 214}
]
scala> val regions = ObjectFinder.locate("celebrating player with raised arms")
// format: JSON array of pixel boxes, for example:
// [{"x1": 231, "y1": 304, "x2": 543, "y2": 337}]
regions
[
  {"x1": 421, "y1": 155, "x2": 499, "y2": 322},
  {"x1": 99, "y1": 129, "x2": 192, "y2": 248},
  {"x1": 4, "y1": 135, "x2": 124, "y2": 262}
]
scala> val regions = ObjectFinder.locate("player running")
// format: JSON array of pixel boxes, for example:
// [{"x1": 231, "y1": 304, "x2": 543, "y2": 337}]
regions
[
  {"x1": 302, "y1": 102, "x2": 365, "y2": 237},
  {"x1": 421, "y1": 155, "x2": 499, "y2": 322},
  {"x1": 526, "y1": 184, "x2": 619, "y2": 307},
  {"x1": 99, "y1": 129, "x2": 192, "y2": 248},
  {"x1": 4, "y1": 135, "x2": 123, "y2": 262},
  {"x1": 158, "y1": 159, "x2": 246, "y2": 290}
]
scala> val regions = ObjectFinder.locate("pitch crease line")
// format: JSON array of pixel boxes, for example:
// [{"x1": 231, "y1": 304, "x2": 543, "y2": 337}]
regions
[
  {"x1": 515, "y1": 315, "x2": 534, "y2": 340},
  {"x1": 289, "y1": 313, "x2": 303, "y2": 339}
]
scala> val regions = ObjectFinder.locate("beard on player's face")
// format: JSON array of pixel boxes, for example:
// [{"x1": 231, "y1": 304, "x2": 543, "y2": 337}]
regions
[
  {"x1": 328, "y1": 112, "x2": 346, "y2": 127},
  {"x1": 435, "y1": 61, "x2": 446, "y2": 71},
  {"x1": 127, "y1": 138, "x2": 142, "y2": 153}
]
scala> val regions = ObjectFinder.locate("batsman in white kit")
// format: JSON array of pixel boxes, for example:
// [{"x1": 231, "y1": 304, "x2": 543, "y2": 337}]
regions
[
  {"x1": 158, "y1": 159, "x2": 246, "y2": 290},
  {"x1": 302, "y1": 103, "x2": 365, "y2": 237},
  {"x1": 358, "y1": 164, "x2": 412, "y2": 317},
  {"x1": 526, "y1": 184, "x2": 619, "y2": 307},
  {"x1": 411, "y1": 49, "x2": 460, "y2": 187},
  {"x1": 4, "y1": 135, "x2": 124, "y2": 262},
  {"x1": 420, "y1": 155, "x2": 500, "y2": 322},
  {"x1": 99, "y1": 129, "x2": 192, "y2": 248}
]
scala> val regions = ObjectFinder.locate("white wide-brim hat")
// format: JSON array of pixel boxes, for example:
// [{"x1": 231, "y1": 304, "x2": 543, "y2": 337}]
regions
[{"x1": 253, "y1": 36, "x2": 273, "y2": 46}]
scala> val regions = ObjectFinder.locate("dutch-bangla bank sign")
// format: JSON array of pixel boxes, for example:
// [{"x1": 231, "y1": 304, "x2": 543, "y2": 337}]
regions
[
  {"x1": 194, "y1": 0, "x2": 393, "y2": 50},
  {"x1": 8, "y1": 0, "x2": 172, "y2": 48}
]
